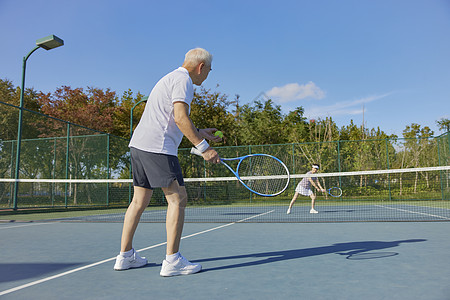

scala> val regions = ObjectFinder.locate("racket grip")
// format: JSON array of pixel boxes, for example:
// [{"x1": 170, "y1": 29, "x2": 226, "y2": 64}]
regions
[{"x1": 190, "y1": 147, "x2": 203, "y2": 156}]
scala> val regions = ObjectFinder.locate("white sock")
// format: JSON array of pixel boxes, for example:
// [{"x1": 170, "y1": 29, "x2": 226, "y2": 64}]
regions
[
  {"x1": 166, "y1": 252, "x2": 180, "y2": 263},
  {"x1": 120, "y1": 249, "x2": 134, "y2": 257}
]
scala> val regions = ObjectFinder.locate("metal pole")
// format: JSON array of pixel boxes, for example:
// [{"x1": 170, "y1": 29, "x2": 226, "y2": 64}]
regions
[
  {"x1": 52, "y1": 137, "x2": 57, "y2": 206},
  {"x1": 386, "y1": 138, "x2": 392, "y2": 201},
  {"x1": 337, "y1": 140, "x2": 342, "y2": 190},
  {"x1": 106, "y1": 134, "x2": 110, "y2": 206},
  {"x1": 436, "y1": 139, "x2": 444, "y2": 201},
  {"x1": 13, "y1": 46, "x2": 40, "y2": 210},
  {"x1": 292, "y1": 143, "x2": 295, "y2": 188},
  {"x1": 65, "y1": 123, "x2": 70, "y2": 208},
  {"x1": 448, "y1": 131, "x2": 450, "y2": 165},
  {"x1": 9, "y1": 141, "x2": 15, "y2": 207},
  {"x1": 129, "y1": 98, "x2": 147, "y2": 203},
  {"x1": 130, "y1": 98, "x2": 147, "y2": 138}
]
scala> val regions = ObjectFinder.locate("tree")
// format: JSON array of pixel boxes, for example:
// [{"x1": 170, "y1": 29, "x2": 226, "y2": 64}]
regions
[
  {"x1": 37, "y1": 86, "x2": 118, "y2": 134},
  {"x1": 0, "y1": 79, "x2": 45, "y2": 199},
  {"x1": 282, "y1": 107, "x2": 309, "y2": 143},
  {"x1": 181, "y1": 87, "x2": 236, "y2": 148},
  {"x1": 295, "y1": 117, "x2": 339, "y2": 173},
  {"x1": 112, "y1": 89, "x2": 147, "y2": 139},
  {"x1": 36, "y1": 86, "x2": 121, "y2": 203},
  {"x1": 0, "y1": 79, "x2": 19, "y2": 142},
  {"x1": 0, "y1": 78, "x2": 41, "y2": 140},
  {"x1": 238, "y1": 99, "x2": 286, "y2": 145},
  {"x1": 436, "y1": 118, "x2": 450, "y2": 133},
  {"x1": 401, "y1": 123, "x2": 435, "y2": 194},
  {"x1": 402, "y1": 123, "x2": 435, "y2": 167}
]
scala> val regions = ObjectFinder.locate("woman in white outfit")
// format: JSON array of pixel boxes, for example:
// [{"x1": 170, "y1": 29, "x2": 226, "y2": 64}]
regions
[{"x1": 287, "y1": 164, "x2": 325, "y2": 214}]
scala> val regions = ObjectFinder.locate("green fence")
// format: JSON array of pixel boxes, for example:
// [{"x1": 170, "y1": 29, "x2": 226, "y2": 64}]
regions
[
  {"x1": 0, "y1": 101, "x2": 130, "y2": 209},
  {"x1": 1, "y1": 100, "x2": 449, "y2": 210}
]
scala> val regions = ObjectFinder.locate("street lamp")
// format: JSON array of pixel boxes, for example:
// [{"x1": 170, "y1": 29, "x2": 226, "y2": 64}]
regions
[
  {"x1": 127, "y1": 96, "x2": 148, "y2": 202},
  {"x1": 130, "y1": 96, "x2": 148, "y2": 138},
  {"x1": 13, "y1": 35, "x2": 64, "y2": 210}
]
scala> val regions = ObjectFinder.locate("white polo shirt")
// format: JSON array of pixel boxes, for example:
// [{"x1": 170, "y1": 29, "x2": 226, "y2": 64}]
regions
[{"x1": 129, "y1": 67, "x2": 194, "y2": 156}]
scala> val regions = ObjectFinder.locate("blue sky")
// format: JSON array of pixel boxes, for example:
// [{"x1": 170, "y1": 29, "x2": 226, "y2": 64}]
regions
[{"x1": 1, "y1": 0, "x2": 449, "y2": 137}]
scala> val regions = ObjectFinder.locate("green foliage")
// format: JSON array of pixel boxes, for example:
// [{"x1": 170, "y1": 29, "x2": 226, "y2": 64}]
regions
[
  {"x1": 400, "y1": 123, "x2": 437, "y2": 168},
  {"x1": 37, "y1": 86, "x2": 118, "y2": 133},
  {"x1": 181, "y1": 87, "x2": 236, "y2": 148},
  {"x1": 112, "y1": 89, "x2": 146, "y2": 138},
  {"x1": 238, "y1": 99, "x2": 286, "y2": 145},
  {"x1": 1, "y1": 78, "x2": 447, "y2": 179},
  {"x1": 436, "y1": 118, "x2": 450, "y2": 133},
  {"x1": 0, "y1": 78, "x2": 42, "y2": 141}
]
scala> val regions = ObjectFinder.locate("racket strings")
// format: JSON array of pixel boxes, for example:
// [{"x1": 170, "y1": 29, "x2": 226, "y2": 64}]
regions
[
  {"x1": 329, "y1": 187, "x2": 342, "y2": 197},
  {"x1": 238, "y1": 155, "x2": 289, "y2": 195}
]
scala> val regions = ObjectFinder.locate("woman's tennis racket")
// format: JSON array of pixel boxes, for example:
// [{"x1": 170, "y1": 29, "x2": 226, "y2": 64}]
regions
[
  {"x1": 328, "y1": 187, "x2": 342, "y2": 197},
  {"x1": 191, "y1": 148, "x2": 290, "y2": 197}
]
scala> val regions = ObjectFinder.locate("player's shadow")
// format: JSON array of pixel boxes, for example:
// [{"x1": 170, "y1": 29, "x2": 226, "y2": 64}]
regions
[{"x1": 195, "y1": 239, "x2": 425, "y2": 273}]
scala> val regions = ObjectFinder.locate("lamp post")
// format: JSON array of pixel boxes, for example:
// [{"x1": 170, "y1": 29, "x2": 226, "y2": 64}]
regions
[
  {"x1": 130, "y1": 96, "x2": 148, "y2": 138},
  {"x1": 13, "y1": 35, "x2": 64, "y2": 210},
  {"x1": 127, "y1": 96, "x2": 147, "y2": 203}
]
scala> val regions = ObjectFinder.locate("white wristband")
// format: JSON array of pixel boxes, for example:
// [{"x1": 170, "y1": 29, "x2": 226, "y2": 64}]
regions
[{"x1": 195, "y1": 139, "x2": 210, "y2": 153}]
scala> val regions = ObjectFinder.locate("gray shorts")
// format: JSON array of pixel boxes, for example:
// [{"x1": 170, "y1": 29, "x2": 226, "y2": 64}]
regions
[{"x1": 130, "y1": 147, "x2": 184, "y2": 189}]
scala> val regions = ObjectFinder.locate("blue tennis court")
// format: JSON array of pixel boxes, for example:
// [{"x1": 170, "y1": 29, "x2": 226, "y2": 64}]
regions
[
  {"x1": 1, "y1": 218, "x2": 449, "y2": 299},
  {"x1": 1, "y1": 167, "x2": 449, "y2": 299}
]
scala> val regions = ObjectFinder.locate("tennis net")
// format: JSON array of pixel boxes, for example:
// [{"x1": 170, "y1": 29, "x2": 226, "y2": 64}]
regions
[{"x1": 1, "y1": 166, "x2": 449, "y2": 222}]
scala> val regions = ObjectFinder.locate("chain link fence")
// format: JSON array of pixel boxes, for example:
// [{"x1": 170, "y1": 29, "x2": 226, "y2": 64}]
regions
[{"x1": 1, "y1": 100, "x2": 449, "y2": 210}]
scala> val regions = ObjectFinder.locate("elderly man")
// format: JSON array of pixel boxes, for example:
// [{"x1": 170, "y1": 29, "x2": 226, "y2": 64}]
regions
[{"x1": 114, "y1": 48, "x2": 221, "y2": 276}]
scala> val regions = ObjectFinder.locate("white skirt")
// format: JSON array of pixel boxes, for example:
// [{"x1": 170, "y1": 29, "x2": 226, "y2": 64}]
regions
[{"x1": 295, "y1": 184, "x2": 312, "y2": 196}]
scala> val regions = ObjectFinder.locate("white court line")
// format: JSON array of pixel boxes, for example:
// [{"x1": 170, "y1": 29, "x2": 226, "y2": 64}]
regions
[
  {"x1": 0, "y1": 222, "x2": 56, "y2": 230},
  {"x1": 375, "y1": 205, "x2": 450, "y2": 220},
  {"x1": 0, "y1": 210, "x2": 274, "y2": 297}
]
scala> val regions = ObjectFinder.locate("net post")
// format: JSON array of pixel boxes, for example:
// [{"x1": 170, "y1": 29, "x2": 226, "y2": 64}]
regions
[
  {"x1": 447, "y1": 131, "x2": 450, "y2": 162},
  {"x1": 337, "y1": 140, "x2": 342, "y2": 190},
  {"x1": 9, "y1": 141, "x2": 15, "y2": 208},
  {"x1": 106, "y1": 134, "x2": 110, "y2": 207},
  {"x1": 249, "y1": 145, "x2": 253, "y2": 203},
  {"x1": 65, "y1": 123, "x2": 70, "y2": 208},
  {"x1": 291, "y1": 143, "x2": 295, "y2": 176},
  {"x1": 436, "y1": 138, "x2": 445, "y2": 201},
  {"x1": 385, "y1": 138, "x2": 392, "y2": 201},
  {"x1": 52, "y1": 137, "x2": 57, "y2": 206},
  {"x1": 202, "y1": 151, "x2": 207, "y2": 201},
  {"x1": 292, "y1": 143, "x2": 296, "y2": 191}
]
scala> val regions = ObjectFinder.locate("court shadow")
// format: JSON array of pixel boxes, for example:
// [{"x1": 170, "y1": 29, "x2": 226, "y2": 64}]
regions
[
  {"x1": 196, "y1": 239, "x2": 426, "y2": 273},
  {"x1": 0, "y1": 263, "x2": 84, "y2": 283},
  {"x1": 222, "y1": 213, "x2": 262, "y2": 216},
  {"x1": 319, "y1": 208, "x2": 375, "y2": 213},
  {"x1": 138, "y1": 263, "x2": 160, "y2": 269}
]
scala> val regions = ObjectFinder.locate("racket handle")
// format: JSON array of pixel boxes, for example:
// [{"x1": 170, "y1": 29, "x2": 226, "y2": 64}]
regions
[{"x1": 190, "y1": 147, "x2": 203, "y2": 156}]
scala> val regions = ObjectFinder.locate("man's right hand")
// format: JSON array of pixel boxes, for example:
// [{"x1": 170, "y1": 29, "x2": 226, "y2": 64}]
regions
[{"x1": 202, "y1": 148, "x2": 220, "y2": 164}]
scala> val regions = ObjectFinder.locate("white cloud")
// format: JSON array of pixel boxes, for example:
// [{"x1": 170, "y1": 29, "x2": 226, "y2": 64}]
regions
[
  {"x1": 306, "y1": 92, "x2": 394, "y2": 119},
  {"x1": 266, "y1": 82, "x2": 326, "y2": 103}
]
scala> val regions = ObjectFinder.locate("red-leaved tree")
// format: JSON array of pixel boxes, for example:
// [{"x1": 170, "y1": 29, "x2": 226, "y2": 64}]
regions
[{"x1": 38, "y1": 86, "x2": 118, "y2": 134}]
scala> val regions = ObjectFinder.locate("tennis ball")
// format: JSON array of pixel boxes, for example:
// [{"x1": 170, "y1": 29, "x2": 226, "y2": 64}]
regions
[{"x1": 214, "y1": 131, "x2": 223, "y2": 138}]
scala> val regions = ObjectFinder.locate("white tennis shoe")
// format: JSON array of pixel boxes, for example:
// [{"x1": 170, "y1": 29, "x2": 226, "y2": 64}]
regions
[
  {"x1": 114, "y1": 249, "x2": 148, "y2": 270},
  {"x1": 286, "y1": 208, "x2": 291, "y2": 214},
  {"x1": 160, "y1": 254, "x2": 202, "y2": 277},
  {"x1": 310, "y1": 208, "x2": 318, "y2": 214}
]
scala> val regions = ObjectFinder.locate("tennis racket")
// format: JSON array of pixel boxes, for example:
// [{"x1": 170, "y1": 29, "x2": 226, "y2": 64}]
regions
[
  {"x1": 191, "y1": 148, "x2": 290, "y2": 196},
  {"x1": 328, "y1": 187, "x2": 342, "y2": 197}
]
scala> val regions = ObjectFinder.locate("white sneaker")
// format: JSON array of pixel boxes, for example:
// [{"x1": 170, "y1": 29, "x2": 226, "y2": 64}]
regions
[
  {"x1": 286, "y1": 208, "x2": 291, "y2": 214},
  {"x1": 114, "y1": 249, "x2": 148, "y2": 270},
  {"x1": 160, "y1": 254, "x2": 202, "y2": 277},
  {"x1": 310, "y1": 208, "x2": 318, "y2": 214}
]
